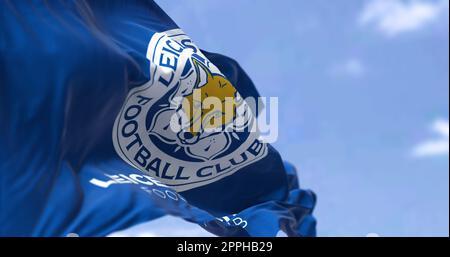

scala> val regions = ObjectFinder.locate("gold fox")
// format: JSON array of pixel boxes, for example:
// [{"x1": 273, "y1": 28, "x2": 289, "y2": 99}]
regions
[{"x1": 181, "y1": 59, "x2": 240, "y2": 135}]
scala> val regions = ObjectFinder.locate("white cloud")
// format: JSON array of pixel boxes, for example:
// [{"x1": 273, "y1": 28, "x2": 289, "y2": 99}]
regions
[
  {"x1": 412, "y1": 119, "x2": 449, "y2": 157},
  {"x1": 359, "y1": 0, "x2": 448, "y2": 37},
  {"x1": 330, "y1": 58, "x2": 366, "y2": 78}
]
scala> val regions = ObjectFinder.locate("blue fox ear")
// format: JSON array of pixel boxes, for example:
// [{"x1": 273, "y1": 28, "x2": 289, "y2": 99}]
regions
[{"x1": 181, "y1": 59, "x2": 192, "y2": 77}]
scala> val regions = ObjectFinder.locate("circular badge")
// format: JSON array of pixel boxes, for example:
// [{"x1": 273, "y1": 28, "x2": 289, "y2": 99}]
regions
[{"x1": 113, "y1": 29, "x2": 267, "y2": 191}]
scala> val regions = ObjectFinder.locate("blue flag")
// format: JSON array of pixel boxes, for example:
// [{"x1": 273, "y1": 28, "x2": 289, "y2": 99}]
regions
[{"x1": 0, "y1": 0, "x2": 316, "y2": 237}]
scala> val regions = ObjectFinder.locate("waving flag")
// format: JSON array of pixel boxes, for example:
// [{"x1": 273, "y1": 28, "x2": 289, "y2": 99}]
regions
[{"x1": 0, "y1": 0, "x2": 316, "y2": 237}]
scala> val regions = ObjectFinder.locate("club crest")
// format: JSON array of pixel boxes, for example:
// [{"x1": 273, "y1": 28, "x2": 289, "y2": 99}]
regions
[{"x1": 113, "y1": 29, "x2": 267, "y2": 191}]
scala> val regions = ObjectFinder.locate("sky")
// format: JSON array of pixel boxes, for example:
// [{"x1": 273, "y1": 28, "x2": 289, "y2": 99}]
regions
[{"x1": 112, "y1": 0, "x2": 449, "y2": 237}]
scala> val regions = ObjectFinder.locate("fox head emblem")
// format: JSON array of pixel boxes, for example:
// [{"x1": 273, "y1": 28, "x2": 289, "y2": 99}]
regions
[{"x1": 148, "y1": 57, "x2": 252, "y2": 160}]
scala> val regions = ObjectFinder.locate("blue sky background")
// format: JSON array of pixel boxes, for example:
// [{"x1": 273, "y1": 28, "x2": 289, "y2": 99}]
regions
[{"x1": 114, "y1": 0, "x2": 449, "y2": 237}]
